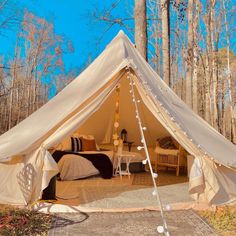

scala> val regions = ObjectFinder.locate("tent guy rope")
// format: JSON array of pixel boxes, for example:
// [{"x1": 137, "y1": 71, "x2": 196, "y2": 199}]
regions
[{"x1": 127, "y1": 67, "x2": 170, "y2": 236}]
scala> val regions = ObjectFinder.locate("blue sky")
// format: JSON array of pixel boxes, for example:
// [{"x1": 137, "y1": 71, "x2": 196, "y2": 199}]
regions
[
  {"x1": 1, "y1": 0, "x2": 235, "y2": 76},
  {"x1": 0, "y1": 0, "x2": 134, "y2": 73}
]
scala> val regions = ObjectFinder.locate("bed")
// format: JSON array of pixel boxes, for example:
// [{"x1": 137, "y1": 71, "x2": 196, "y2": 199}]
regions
[{"x1": 53, "y1": 148, "x2": 144, "y2": 181}]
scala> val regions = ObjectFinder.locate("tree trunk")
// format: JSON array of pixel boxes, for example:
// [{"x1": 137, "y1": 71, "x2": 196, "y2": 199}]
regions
[
  {"x1": 8, "y1": 81, "x2": 13, "y2": 130},
  {"x1": 186, "y1": 0, "x2": 194, "y2": 108},
  {"x1": 210, "y1": 1, "x2": 218, "y2": 130},
  {"x1": 192, "y1": 0, "x2": 199, "y2": 114},
  {"x1": 161, "y1": 0, "x2": 170, "y2": 86},
  {"x1": 204, "y1": 3, "x2": 213, "y2": 125},
  {"x1": 134, "y1": 0, "x2": 147, "y2": 61},
  {"x1": 222, "y1": 0, "x2": 236, "y2": 143}
]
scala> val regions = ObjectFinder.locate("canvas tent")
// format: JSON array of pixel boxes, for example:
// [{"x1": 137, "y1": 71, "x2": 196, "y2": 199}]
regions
[{"x1": 0, "y1": 31, "x2": 235, "y2": 206}]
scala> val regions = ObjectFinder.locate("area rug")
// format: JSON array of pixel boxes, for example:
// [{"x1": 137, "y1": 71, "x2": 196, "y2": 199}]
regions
[
  {"x1": 79, "y1": 185, "x2": 144, "y2": 204},
  {"x1": 48, "y1": 210, "x2": 217, "y2": 236},
  {"x1": 79, "y1": 182, "x2": 192, "y2": 209},
  {"x1": 132, "y1": 171, "x2": 188, "y2": 186}
]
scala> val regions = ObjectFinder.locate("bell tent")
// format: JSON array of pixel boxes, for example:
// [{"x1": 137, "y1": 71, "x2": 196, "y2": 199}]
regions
[{"x1": 0, "y1": 31, "x2": 235, "y2": 205}]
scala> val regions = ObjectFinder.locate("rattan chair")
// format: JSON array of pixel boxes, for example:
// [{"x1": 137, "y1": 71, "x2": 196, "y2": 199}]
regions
[{"x1": 154, "y1": 138, "x2": 186, "y2": 176}]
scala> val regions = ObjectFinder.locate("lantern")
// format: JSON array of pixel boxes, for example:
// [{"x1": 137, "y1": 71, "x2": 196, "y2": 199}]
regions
[{"x1": 121, "y1": 129, "x2": 127, "y2": 142}]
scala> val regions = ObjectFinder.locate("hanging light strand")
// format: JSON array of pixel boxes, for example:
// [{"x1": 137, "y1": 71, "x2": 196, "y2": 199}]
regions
[
  {"x1": 127, "y1": 70, "x2": 170, "y2": 236},
  {"x1": 135, "y1": 77, "x2": 221, "y2": 168}
]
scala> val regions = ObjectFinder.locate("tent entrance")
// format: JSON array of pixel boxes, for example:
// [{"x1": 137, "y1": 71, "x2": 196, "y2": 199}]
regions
[{"x1": 53, "y1": 72, "x2": 189, "y2": 208}]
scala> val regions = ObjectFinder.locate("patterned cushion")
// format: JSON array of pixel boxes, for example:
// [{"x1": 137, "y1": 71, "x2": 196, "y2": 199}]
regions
[{"x1": 71, "y1": 137, "x2": 82, "y2": 152}]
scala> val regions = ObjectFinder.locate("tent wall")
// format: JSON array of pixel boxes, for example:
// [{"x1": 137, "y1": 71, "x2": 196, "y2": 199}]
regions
[{"x1": 77, "y1": 76, "x2": 168, "y2": 146}]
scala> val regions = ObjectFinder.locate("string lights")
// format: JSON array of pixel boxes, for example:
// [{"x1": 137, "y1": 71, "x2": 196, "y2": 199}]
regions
[
  {"x1": 137, "y1": 75, "x2": 221, "y2": 168},
  {"x1": 127, "y1": 68, "x2": 170, "y2": 236},
  {"x1": 124, "y1": 64, "x2": 228, "y2": 233}
]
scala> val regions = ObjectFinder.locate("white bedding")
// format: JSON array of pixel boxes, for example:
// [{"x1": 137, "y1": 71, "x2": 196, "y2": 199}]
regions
[{"x1": 57, "y1": 151, "x2": 144, "y2": 181}]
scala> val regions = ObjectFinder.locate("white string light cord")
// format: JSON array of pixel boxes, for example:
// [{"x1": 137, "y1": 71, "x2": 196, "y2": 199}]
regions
[{"x1": 127, "y1": 70, "x2": 170, "y2": 236}]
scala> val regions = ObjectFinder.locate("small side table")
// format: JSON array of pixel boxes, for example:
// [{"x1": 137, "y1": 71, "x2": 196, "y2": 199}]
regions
[
  {"x1": 123, "y1": 141, "x2": 134, "y2": 152},
  {"x1": 115, "y1": 153, "x2": 135, "y2": 178}
]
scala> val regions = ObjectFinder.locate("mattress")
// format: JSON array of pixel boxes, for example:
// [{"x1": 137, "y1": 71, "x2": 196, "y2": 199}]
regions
[{"x1": 57, "y1": 150, "x2": 144, "y2": 180}]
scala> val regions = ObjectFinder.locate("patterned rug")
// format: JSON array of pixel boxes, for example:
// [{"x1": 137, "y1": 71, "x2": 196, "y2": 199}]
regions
[
  {"x1": 79, "y1": 185, "x2": 148, "y2": 204},
  {"x1": 48, "y1": 210, "x2": 217, "y2": 236},
  {"x1": 56, "y1": 171, "x2": 189, "y2": 206},
  {"x1": 79, "y1": 182, "x2": 192, "y2": 209},
  {"x1": 132, "y1": 171, "x2": 188, "y2": 186}
]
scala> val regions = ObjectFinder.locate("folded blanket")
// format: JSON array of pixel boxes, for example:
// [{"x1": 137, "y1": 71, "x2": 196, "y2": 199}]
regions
[{"x1": 52, "y1": 151, "x2": 113, "y2": 179}]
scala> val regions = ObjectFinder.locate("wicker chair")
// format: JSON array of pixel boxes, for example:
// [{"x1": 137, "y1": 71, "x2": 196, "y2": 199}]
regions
[{"x1": 154, "y1": 137, "x2": 186, "y2": 176}]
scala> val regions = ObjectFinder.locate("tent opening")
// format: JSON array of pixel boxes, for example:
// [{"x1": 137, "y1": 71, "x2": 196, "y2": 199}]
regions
[{"x1": 51, "y1": 72, "x2": 190, "y2": 207}]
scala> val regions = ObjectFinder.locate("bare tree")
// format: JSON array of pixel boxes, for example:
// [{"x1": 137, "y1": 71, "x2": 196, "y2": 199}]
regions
[
  {"x1": 0, "y1": 0, "x2": 20, "y2": 36},
  {"x1": 0, "y1": 11, "x2": 74, "y2": 134},
  {"x1": 161, "y1": 0, "x2": 170, "y2": 86},
  {"x1": 185, "y1": 0, "x2": 194, "y2": 108},
  {"x1": 148, "y1": 0, "x2": 162, "y2": 74},
  {"x1": 192, "y1": 0, "x2": 200, "y2": 113},
  {"x1": 222, "y1": 0, "x2": 236, "y2": 142},
  {"x1": 134, "y1": 0, "x2": 147, "y2": 60}
]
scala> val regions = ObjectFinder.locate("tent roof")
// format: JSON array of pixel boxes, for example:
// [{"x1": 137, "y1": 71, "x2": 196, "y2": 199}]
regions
[{"x1": 0, "y1": 30, "x2": 236, "y2": 168}]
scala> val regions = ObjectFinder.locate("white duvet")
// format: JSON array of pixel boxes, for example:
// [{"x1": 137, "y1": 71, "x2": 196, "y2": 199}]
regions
[{"x1": 57, "y1": 151, "x2": 144, "y2": 181}]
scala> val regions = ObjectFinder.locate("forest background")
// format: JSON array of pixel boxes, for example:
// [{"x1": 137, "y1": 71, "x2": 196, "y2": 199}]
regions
[{"x1": 0, "y1": 0, "x2": 235, "y2": 143}]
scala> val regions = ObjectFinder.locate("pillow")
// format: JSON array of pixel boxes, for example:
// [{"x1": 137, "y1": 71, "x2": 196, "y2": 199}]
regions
[
  {"x1": 76, "y1": 134, "x2": 100, "y2": 151},
  {"x1": 81, "y1": 137, "x2": 97, "y2": 151},
  {"x1": 156, "y1": 136, "x2": 177, "y2": 149},
  {"x1": 71, "y1": 137, "x2": 82, "y2": 152}
]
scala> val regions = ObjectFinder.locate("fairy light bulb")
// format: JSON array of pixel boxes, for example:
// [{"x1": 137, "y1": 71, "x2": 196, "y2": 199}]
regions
[
  {"x1": 153, "y1": 173, "x2": 158, "y2": 178},
  {"x1": 152, "y1": 189, "x2": 157, "y2": 196},
  {"x1": 142, "y1": 159, "x2": 147, "y2": 165},
  {"x1": 157, "y1": 226, "x2": 164, "y2": 234},
  {"x1": 137, "y1": 146, "x2": 144, "y2": 151},
  {"x1": 142, "y1": 127, "x2": 147, "y2": 131},
  {"x1": 165, "y1": 205, "x2": 171, "y2": 211}
]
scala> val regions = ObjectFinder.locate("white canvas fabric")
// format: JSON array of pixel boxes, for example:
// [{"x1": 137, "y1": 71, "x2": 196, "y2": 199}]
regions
[{"x1": 0, "y1": 31, "x2": 235, "y2": 205}]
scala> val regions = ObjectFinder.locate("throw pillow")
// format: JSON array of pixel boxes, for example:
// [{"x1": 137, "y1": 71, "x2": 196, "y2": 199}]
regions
[
  {"x1": 81, "y1": 137, "x2": 97, "y2": 151},
  {"x1": 71, "y1": 137, "x2": 82, "y2": 152}
]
